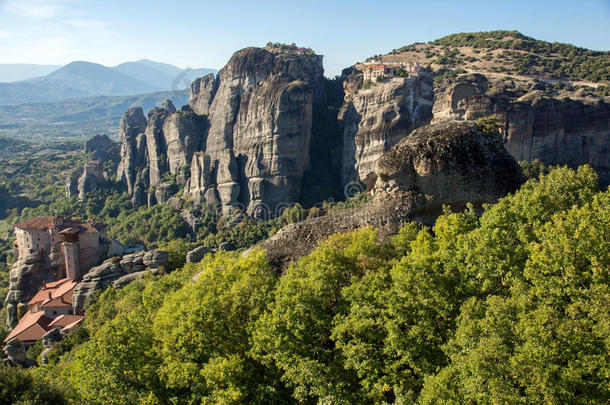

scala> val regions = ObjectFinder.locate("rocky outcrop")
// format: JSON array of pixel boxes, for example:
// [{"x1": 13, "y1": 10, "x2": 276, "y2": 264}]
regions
[
  {"x1": 2, "y1": 338, "x2": 36, "y2": 368},
  {"x1": 4, "y1": 249, "x2": 61, "y2": 328},
  {"x1": 72, "y1": 249, "x2": 168, "y2": 312},
  {"x1": 339, "y1": 73, "x2": 434, "y2": 186},
  {"x1": 116, "y1": 107, "x2": 148, "y2": 195},
  {"x1": 260, "y1": 120, "x2": 524, "y2": 270},
  {"x1": 189, "y1": 74, "x2": 218, "y2": 116},
  {"x1": 40, "y1": 328, "x2": 62, "y2": 365},
  {"x1": 186, "y1": 246, "x2": 211, "y2": 263},
  {"x1": 84, "y1": 134, "x2": 118, "y2": 161},
  {"x1": 65, "y1": 169, "x2": 80, "y2": 197},
  {"x1": 65, "y1": 160, "x2": 107, "y2": 200},
  {"x1": 117, "y1": 47, "x2": 326, "y2": 215},
  {"x1": 77, "y1": 160, "x2": 105, "y2": 200},
  {"x1": 432, "y1": 74, "x2": 610, "y2": 185}
]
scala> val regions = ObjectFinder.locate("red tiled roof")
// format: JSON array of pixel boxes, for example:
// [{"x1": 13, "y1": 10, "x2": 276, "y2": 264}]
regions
[
  {"x1": 61, "y1": 318, "x2": 85, "y2": 333},
  {"x1": 48, "y1": 315, "x2": 85, "y2": 329},
  {"x1": 364, "y1": 65, "x2": 386, "y2": 70},
  {"x1": 15, "y1": 216, "x2": 106, "y2": 234},
  {"x1": 59, "y1": 227, "x2": 80, "y2": 234},
  {"x1": 28, "y1": 278, "x2": 77, "y2": 308},
  {"x1": 14, "y1": 216, "x2": 56, "y2": 230},
  {"x1": 3, "y1": 311, "x2": 53, "y2": 343}
]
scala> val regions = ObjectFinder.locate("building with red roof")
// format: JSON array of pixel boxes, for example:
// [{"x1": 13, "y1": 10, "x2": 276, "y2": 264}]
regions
[
  {"x1": 4, "y1": 278, "x2": 84, "y2": 344},
  {"x1": 14, "y1": 216, "x2": 110, "y2": 280}
]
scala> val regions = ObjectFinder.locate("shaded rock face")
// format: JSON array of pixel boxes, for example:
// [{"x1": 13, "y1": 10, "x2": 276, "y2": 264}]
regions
[
  {"x1": 116, "y1": 107, "x2": 148, "y2": 195},
  {"x1": 4, "y1": 248, "x2": 63, "y2": 329},
  {"x1": 3, "y1": 338, "x2": 36, "y2": 368},
  {"x1": 117, "y1": 47, "x2": 326, "y2": 215},
  {"x1": 72, "y1": 249, "x2": 168, "y2": 313},
  {"x1": 374, "y1": 120, "x2": 524, "y2": 220},
  {"x1": 5, "y1": 249, "x2": 60, "y2": 305},
  {"x1": 84, "y1": 134, "x2": 118, "y2": 161},
  {"x1": 66, "y1": 160, "x2": 107, "y2": 200},
  {"x1": 41, "y1": 328, "x2": 62, "y2": 365},
  {"x1": 433, "y1": 74, "x2": 610, "y2": 185},
  {"x1": 77, "y1": 161, "x2": 105, "y2": 200},
  {"x1": 339, "y1": 73, "x2": 434, "y2": 186},
  {"x1": 65, "y1": 170, "x2": 80, "y2": 198},
  {"x1": 260, "y1": 120, "x2": 524, "y2": 270},
  {"x1": 186, "y1": 246, "x2": 211, "y2": 263},
  {"x1": 189, "y1": 74, "x2": 219, "y2": 116}
]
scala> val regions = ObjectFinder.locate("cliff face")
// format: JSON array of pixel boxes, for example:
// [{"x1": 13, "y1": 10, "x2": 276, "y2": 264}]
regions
[
  {"x1": 337, "y1": 71, "x2": 609, "y2": 188},
  {"x1": 115, "y1": 47, "x2": 609, "y2": 215},
  {"x1": 339, "y1": 73, "x2": 434, "y2": 186},
  {"x1": 432, "y1": 74, "x2": 610, "y2": 185},
  {"x1": 117, "y1": 47, "x2": 325, "y2": 214},
  {"x1": 261, "y1": 120, "x2": 525, "y2": 269},
  {"x1": 116, "y1": 106, "x2": 148, "y2": 195}
]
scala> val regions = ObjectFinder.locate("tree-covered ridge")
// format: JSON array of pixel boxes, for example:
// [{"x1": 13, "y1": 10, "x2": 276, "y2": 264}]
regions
[
  {"x1": 386, "y1": 30, "x2": 610, "y2": 84},
  {"x1": 6, "y1": 165, "x2": 606, "y2": 404}
]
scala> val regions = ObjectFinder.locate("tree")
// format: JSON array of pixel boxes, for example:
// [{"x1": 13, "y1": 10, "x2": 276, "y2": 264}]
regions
[
  {"x1": 420, "y1": 191, "x2": 610, "y2": 404},
  {"x1": 252, "y1": 228, "x2": 394, "y2": 404},
  {"x1": 153, "y1": 249, "x2": 289, "y2": 404}
]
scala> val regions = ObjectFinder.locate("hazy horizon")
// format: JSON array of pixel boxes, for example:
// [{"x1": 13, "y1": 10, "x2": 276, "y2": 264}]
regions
[{"x1": 1, "y1": 0, "x2": 609, "y2": 77}]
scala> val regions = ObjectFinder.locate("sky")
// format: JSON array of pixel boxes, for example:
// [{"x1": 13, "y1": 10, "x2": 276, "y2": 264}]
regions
[{"x1": 0, "y1": 0, "x2": 609, "y2": 77}]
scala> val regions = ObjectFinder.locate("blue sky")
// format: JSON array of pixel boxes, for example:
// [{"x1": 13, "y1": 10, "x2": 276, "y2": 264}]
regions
[{"x1": 0, "y1": 0, "x2": 609, "y2": 76}]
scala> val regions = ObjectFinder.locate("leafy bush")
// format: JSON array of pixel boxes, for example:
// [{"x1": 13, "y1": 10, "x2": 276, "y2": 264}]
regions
[{"x1": 0, "y1": 363, "x2": 70, "y2": 404}]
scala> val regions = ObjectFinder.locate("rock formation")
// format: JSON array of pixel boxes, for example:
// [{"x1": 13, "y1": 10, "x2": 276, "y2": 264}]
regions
[
  {"x1": 260, "y1": 120, "x2": 524, "y2": 270},
  {"x1": 2, "y1": 338, "x2": 36, "y2": 367},
  {"x1": 65, "y1": 170, "x2": 80, "y2": 197},
  {"x1": 40, "y1": 328, "x2": 62, "y2": 365},
  {"x1": 65, "y1": 160, "x2": 107, "y2": 200},
  {"x1": 84, "y1": 134, "x2": 118, "y2": 161},
  {"x1": 432, "y1": 74, "x2": 610, "y2": 185},
  {"x1": 112, "y1": 46, "x2": 609, "y2": 218},
  {"x1": 339, "y1": 72, "x2": 434, "y2": 186},
  {"x1": 186, "y1": 246, "x2": 211, "y2": 263},
  {"x1": 77, "y1": 160, "x2": 105, "y2": 200},
  {"x1": 116, "y1": 107, "x2": 148, "y2": 195},
  {"x1": 5, "y1": 249, "x2": 59, "y2": 326},
  {"x1": 72, "y1": 249, "x2": 168, "y2": 312},
  {"x1": 116, "y1": 47, "x2": 326, "y2": 216}
]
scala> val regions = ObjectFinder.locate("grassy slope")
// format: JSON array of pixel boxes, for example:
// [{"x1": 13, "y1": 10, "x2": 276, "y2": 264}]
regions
[{"x1": 373, "y1": 30, "x2": 609, "y2": 85}]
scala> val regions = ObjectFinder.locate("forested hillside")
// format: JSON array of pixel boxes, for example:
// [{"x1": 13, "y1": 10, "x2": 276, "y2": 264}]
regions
[{"x1": 3, "y1": 165, "x2": 607, "y2": 404}]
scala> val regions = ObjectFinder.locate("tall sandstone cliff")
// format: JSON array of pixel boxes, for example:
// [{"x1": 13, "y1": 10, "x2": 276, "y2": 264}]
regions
[
  {"x1": 116, "y1": 47, "x2": 609, "y2": 215},
  {"x1": 432, "y1": 74, "x2": 609, "y2": 184},
  {"x1": 340, "y1": 70, "x2": 609, "y2": 187},
  {"x1": 117, "y1": 47, "x2": 325, "y2": 215}
]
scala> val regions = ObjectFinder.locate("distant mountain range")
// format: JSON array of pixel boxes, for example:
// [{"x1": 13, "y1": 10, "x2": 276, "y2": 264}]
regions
[
  {"x1": 0, "y1": 90, "x2": 190, "y2": 140},
  {"x1": 0, "y1": 59, "x2": 217, "y2": 105},
  {"x1": 0, "y1": 64, "x2": 61, "y2": 82}
]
